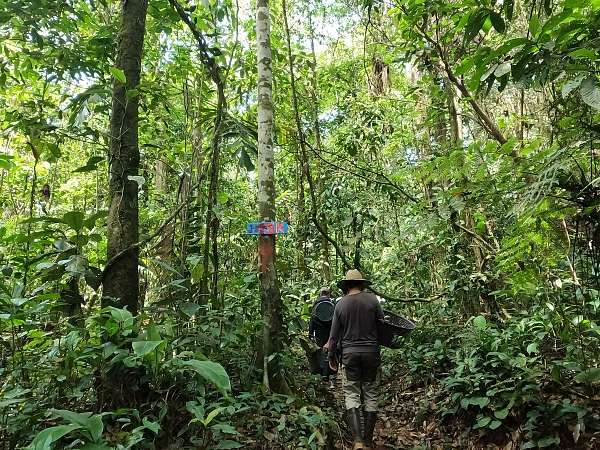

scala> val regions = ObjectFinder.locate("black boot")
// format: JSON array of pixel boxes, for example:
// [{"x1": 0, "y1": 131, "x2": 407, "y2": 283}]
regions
[
  {"x1": 346, "y1": 407, "x2": 365, "y2": 449},
  {"x1": 363, "y1": 411, "x2": 377, "y2": 449}
]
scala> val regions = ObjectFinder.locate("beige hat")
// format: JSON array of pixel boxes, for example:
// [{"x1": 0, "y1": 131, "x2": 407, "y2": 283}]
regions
[{"x1": 337, "y1": 269, "x2": 371, "y2": 290}]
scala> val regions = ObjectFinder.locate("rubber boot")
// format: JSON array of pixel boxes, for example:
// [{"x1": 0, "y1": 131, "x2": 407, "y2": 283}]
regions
[
  {"x1": 346, "y1": 407, "x2": 365, "y2": 449},
  {"x1": 363, "y1": 411, "x2": 377, "y2": 450}
]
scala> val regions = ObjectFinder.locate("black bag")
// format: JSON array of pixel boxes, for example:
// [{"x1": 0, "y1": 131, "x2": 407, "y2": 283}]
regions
[
  {"x1": 378, "y1": 309, "x2": 415, "y2": 348},
  {"x1": 312, "y1": 299, "x2": 335, "y2": 324}
]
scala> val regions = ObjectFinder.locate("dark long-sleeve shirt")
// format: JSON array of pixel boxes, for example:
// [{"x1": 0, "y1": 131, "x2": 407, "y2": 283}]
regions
[{"x1": 328, "y1": 291, "x2": 384, "y2": 356}]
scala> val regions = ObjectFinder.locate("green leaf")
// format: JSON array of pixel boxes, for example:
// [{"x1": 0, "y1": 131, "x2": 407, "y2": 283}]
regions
[
  {"x1": 62, "y1": 211, "x2": 85, "y2": 232},
  {"x1": 574, "y1": 367, "x2": 600, "y2": 383},
  {"x1": 0, "y1": 154, "x2": 15, "y2": 170},
  {"x1": 73, "y1": 156, "x2": 104, "y2": 173},
  {"x1": 472, "y1": 396, "x2": 490, "y2": 408},
  {"x1": 489, "y1": 420, "x2": 502, "y2": 429},
  {"x1": 473, "y1": 315, "x2": 487, "y2": 329},
  {"x1": 494, "y1": 62, "x2": 511, "y2": 78},
  {"x1": 142, "y1": 418, "x2": 160, "y2": 434},
  {"x1": 528, "y1": 16, "x2": 541, "y2": 36},
  {"x1": 217, "y1": 192, "x2": 229, "y2": 204},
  {"x1": 29, "y1": 424, "x2": 81, "y2": 450},
  {"x1": 36, "y1": 262, "x2": 56, "y2": 271},
  {"x1": 239, "y1": 148, "x2": 255, "y2": 171},
  {"x1": 132, "y1": 340, "x2": 164, "y2": 357},
  {"x1": 489, "y1": 11, "x2": 505, "y2": 33},
  {"x1": 180, "y1": 302, "x2": 202, "y2": 317},
  {"x1": 494, "y1": 407, "x2": 510, "y2": 419},
  {"x1": 569, "y1": 49, "x2": 597, "y2": 60},
  {"x1": 51, "y1": 409, "x2": 104, "y2": 442},
  {"x1": 179, "y1": 359, "x2": 231, "y2": 394},
  {"x1": 203, "y1": 407, "x2": 224, "y2": 426},
  {"x1": 526, "y1": 342, "x2": 539, "y2": 354},
  {"x1": 84, "y1": 210, "x2": 108, "y2": 229},
  {"x1": 504, "y1": 0, "x2": 514, "y2": 20},
  {"x1": 562, "y1": 76, "x2": 584, "y2": 98},
  {"x1": 106, "y1": 307, "x2": 134, "y2": 333},
  {"x1": 465, "y1": 10, "x2": 487, "y2": 42},
  {"x1": 110, "y1": 67, "x2": 126, "y2": 84},
  {"x1": 473, "y1": 416, "x2": 491, "y2": 429},
  {"x1": 579, "y1": 78, "x2": 600, "y2": 110}
]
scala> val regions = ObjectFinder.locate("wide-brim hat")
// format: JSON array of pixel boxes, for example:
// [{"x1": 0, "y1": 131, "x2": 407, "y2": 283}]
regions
[{"x1": 337, "y1": 269, "x2": 372, "y2": 290}]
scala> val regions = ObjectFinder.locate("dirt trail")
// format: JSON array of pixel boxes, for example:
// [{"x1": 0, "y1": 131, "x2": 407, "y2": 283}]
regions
[{"x1": 327, "y1": 365, "x2": 449, "y2": 450}]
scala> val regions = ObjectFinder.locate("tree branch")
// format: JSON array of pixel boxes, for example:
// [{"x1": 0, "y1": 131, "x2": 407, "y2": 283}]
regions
[{"x1": 405, "y1": 8, "x2": 508, "y2": 145}]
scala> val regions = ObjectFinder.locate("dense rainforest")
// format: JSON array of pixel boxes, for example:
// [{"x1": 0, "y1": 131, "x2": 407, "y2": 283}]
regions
[{"x1": 1, "y1": 0, "x2": 599, "y2": 448}]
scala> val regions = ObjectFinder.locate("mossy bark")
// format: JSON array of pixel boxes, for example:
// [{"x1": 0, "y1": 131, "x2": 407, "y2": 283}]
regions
[{"x1": 103, "y1": 0, "x2": 148, "y2": 314}]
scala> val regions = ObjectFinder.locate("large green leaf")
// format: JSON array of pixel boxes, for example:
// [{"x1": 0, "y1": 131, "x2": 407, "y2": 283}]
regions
[
  {"x1": 110, "y1": 67, "x2": 126, "y2": 84},
  {"x1": 29, "y1": 424, "x2": 81, "y2": 450},
  {"x1": 62, "y1": 211, "x2": 85, "y2": 232},
  {"x1": 580, "y1": 78, "x2": 600, "y2": 110},
  {"x1": 562, "y1": 76, "x2": 584, "y2": 98},
  {"x1": 51, "y1": 409, "x2": 104, "y2": 442},
  {"x1": 179, "y1": 359, "x2": 231, "y2": 394},
  {"x1": 132, "y1": 340, "x2": 164, "y2": 357},
  {"x1": 489, "y1": 11, "x2": 505, "y2": 33},
  {"x1": 108, "y1": 307, "x2": 133, "y2": 324},
  {"x1": 473, "y1": 416, "x2": 491, "y2": 429},
  {"x1": 0, "y1": 154, "x2": 15, "y2": 170},
  {"x1": 464, "y1": 10, "x2": 487, "y2": 42}
]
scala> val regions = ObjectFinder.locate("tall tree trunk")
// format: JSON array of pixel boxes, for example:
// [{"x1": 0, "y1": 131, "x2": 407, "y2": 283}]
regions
[
  {"x1": 282, "y1": 0, "x2": 313, "y2": 282},
  {"x1": 256, "y1": 0, "x2": 289, "y2": 394},
  {"x1": 103, "y1": 0, "x2": 148, "y2": 314},
  {"x1": 295, "y1": 140, "x2": 308, "y2": 278},
  {"x1": 308, "y1": 13, "x2": 331, "y2": 283}
]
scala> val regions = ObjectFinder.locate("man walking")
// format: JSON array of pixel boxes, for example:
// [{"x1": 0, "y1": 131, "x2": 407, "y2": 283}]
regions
[{"x1": 325, "y1": 269, "x2": 384, "y2": 450}]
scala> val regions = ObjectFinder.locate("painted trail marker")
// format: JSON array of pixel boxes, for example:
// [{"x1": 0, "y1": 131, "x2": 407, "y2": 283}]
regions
[{"x1": 246, "y1": 221, "x2": 289, "y2": 235}]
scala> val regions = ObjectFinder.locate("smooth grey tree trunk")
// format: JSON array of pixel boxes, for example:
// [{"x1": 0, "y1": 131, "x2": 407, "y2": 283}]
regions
[{"x1": 256, "y1": 0, "x2": 289, "y2": 394}]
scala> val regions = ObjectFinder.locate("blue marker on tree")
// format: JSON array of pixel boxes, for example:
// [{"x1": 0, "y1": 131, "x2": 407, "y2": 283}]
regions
[{"x1": 246, "y1": 221, "x2": 289, "y2": 235}]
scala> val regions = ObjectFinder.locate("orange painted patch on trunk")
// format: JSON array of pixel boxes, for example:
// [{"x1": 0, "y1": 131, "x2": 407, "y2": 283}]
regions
[{"x1": 259, "y1": 236, "x2": 273, "y2": 273}]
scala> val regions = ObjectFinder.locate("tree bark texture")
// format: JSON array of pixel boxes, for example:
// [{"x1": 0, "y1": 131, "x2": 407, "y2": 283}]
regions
[
  {"x1": 256, "y1": 0, "x2": 289, "y2": 394},
  {"x1": 103, "y1": 0, "x2": 148, "y2": 314}
]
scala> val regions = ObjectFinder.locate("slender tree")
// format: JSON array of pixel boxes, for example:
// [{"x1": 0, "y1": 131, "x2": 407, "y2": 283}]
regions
[
  {"x1": 103, "y1": 0, "x2": 148, "y2": 314},
  {"x1": 256, "y1": 0, "x2": 289, "y2": 393},
  {"x1": 169, "y1": 0, "x2": 227, "y2": 307}
]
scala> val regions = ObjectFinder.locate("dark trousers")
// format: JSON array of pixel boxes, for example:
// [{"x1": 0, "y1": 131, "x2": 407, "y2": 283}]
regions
[{"x1": 341, "y1": 352, "x2": 381, "y2": 411}]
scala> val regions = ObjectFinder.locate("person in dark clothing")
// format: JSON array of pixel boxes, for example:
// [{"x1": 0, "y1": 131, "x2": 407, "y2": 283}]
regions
[
  {"x1": 309, "y1": 287, "x2": 333, "y2": 347},
  {"x1": 308, "y1": 287, "x2": 336, "y2": 384},
  {"x1": 324, "y1": 269, "x2": 384, "y2": 450}
]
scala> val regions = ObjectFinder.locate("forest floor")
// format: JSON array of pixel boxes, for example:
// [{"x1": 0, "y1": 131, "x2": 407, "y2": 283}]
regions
[
  {"x1": 324, "y1": 368, "x2": 451, "y2": 450},
  {"x1": 318, "y1": 361, "x2": 600, "y2": 450}
]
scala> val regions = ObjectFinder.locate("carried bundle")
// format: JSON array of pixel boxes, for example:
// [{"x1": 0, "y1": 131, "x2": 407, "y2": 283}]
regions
[{"x1": 378, "y1": 309, "x2": 415, "y2": 348}]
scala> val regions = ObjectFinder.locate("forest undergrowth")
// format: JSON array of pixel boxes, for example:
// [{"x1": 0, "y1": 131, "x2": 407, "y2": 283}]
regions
[{"x1": 2, "y1": 0, "x2": 600, "y2": 448}]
